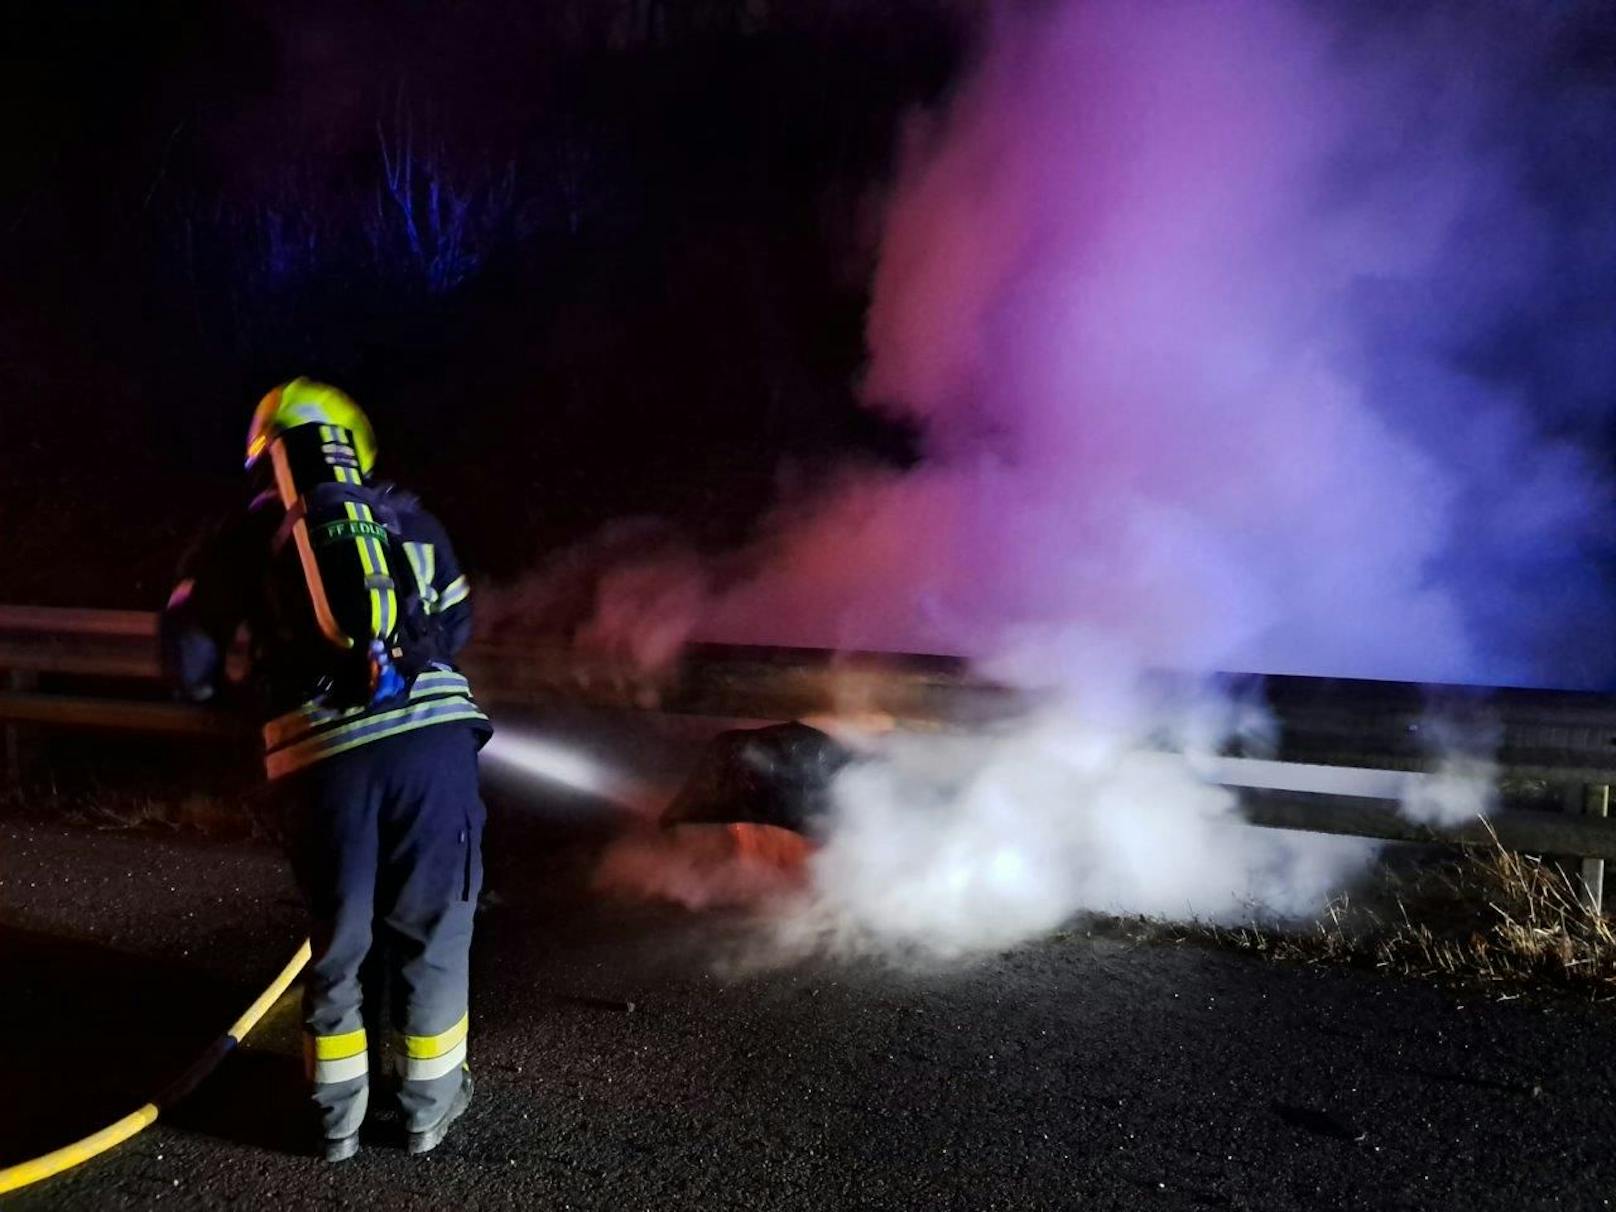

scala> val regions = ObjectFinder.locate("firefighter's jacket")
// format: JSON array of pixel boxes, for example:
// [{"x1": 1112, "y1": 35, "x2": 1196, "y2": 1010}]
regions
[{"x1": 161, "y1": 483, "x2": 490, "y2": 779}]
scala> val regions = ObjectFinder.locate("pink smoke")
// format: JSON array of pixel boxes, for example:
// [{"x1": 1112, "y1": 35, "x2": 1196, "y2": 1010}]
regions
[{"x1": 667, "y1": 0, "x2": 1615, "y2": 689}]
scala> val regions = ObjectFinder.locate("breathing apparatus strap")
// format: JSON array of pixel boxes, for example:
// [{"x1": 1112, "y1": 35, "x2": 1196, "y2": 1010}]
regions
[
  {"x1": 271, "y1": 499, "x2": 307, "y2": 556},
  {"x1": 267, "y1": 439, "x2": 352, "y2": 651}
]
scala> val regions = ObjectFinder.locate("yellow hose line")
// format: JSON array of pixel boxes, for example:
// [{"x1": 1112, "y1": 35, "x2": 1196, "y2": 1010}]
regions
[
  {"x1": 0, "y1": 1106, "x2": 161, "y2": 1196},
  {"x1": 229, "y1": 938, "x2": 312, "y2": 1042},
  {"x1": 0, "y1": 938, "x2": 312, "y2": 1196}
]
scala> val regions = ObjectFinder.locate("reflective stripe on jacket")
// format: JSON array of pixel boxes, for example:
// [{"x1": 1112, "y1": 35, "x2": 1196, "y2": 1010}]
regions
[{"x1": 264, "y1": 666, "x2": 489, "y2": 780}]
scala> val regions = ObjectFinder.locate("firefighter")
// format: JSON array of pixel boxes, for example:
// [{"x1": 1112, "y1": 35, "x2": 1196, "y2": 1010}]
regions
[{"x1": 161, "y1": 378, "x2": 491, "y2": 1161}]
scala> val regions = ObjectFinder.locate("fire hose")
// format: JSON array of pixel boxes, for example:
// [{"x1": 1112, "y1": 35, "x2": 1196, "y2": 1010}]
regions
[{"x1": 0, "y1": 939, "x2": 312, "y2": 1196}]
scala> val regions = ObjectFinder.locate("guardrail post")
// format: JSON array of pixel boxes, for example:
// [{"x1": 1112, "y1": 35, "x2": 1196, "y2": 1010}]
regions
[
  {"x1": 4, "y1": 669, "x2": 35, "y2": 784},
  {"x1": 1578, "y1": 784, "x2": 1609, "y2": 915}
]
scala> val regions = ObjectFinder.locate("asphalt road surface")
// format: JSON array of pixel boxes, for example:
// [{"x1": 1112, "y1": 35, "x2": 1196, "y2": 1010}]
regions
[{"x1": 5, "y1": 807, "x2": 1616, "y2": 1211}]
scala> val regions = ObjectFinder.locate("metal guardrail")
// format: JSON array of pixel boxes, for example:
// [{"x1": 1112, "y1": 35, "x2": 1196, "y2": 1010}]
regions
[
  {"x1": 2, "y1": 605, "x2": 1614, "y2": 907},
  {"x1": 0, "y1": 606, "x2": 157, "y2": 637},
  {"x1": 7, "y1": 606, "x2": 1616, "y2": 774}
]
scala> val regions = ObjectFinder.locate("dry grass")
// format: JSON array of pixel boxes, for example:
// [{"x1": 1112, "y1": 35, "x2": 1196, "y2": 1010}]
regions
[
  {"x1": 6, "y1": 782, "x2": 268, "y2": 841},
  {"x1": 1208, "y1": 838, "x2": 1616, "y2": 997}
]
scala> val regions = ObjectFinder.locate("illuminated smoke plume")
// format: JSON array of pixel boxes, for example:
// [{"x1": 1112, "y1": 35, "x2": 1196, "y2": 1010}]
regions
[
  {"x1": 586, "y1": 2, "x2": 1616, "y2": 952},
  {"x1": 698, "y1": 0, "x2": 1616, "y2": 689}
]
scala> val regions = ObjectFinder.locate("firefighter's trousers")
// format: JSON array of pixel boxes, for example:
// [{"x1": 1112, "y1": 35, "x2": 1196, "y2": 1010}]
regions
[{"x1": 281, "y1": 723, "x2": 485, "y2": 1140}]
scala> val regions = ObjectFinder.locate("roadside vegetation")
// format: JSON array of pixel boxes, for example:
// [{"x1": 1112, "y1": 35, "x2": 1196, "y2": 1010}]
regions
[{"x1": 1194, "y1": 837, "x2": 1616, "y2": 999}]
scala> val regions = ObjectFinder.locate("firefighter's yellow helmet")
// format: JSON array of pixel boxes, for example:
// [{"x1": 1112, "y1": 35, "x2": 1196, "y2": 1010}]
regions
[{"x1": 244, "y1": 378, "x2": 378, "y2": 475}]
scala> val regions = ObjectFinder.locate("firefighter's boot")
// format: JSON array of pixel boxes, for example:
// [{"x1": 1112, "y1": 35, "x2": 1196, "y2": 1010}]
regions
[{"x1": 407, "y1": 1071, "x2": 474, "y2": 1155}]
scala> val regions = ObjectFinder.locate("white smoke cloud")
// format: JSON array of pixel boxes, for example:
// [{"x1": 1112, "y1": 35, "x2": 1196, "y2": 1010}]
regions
[
  {"x1": 773, "y1": 695, "x2": 1377, "y2": 962},
  {"x1": 1398, "y1": 704, "x2": 1502, "y2": 827}
]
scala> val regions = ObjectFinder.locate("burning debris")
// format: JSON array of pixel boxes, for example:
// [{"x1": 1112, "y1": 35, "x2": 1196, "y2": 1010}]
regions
[
  {"x1": 592, "y1": 821, "x2": 813, "y2": 910},
  {"x1": 592, "y1": 719, "x2": 873, "y2": 910},
  {"x1": 660, "y1": 721, "x2": 854, "y2": 837},
  {"x1": 589, "y1": 722, "x2": 841, "y2": 909}
]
